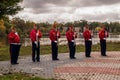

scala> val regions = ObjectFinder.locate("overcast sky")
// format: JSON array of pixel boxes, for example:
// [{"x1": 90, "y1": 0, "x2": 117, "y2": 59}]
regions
[{"x1": 14, "y1": 0, "x2": 120, "y2": 23}]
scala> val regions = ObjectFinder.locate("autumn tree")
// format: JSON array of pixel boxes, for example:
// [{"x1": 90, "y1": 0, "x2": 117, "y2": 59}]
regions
[{"x1": 0, "y1": 0, "x2": 23, "y2": 19}]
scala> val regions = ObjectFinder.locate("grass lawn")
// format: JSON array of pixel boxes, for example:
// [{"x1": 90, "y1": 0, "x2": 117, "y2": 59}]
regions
[
  {"x1": 0, "y1": 42, "x2": 120, "y2": 61},
  {"x1": 0, "y1": 73, "x2": 54, "y2": 80}
]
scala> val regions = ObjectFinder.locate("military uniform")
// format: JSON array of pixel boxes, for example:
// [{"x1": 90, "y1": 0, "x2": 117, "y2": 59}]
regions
[
  {"x1": 8, "y1": 30, "x2": 21, "y2": 65},
  {"x1": 30, "y1": 27, "x2": 42, "y2": 62},
  {"x1": 66, "y1": 28, "x2": 77, "y2": 59},
  {"x1": 49, "y1": 28, "x2": 60, "y2": 60},
  {"x1": 83, "y1": 29, "x2": 92, "y2": 57},
  {"x1": 99, "y1": 29, "x2": 108, "y2": 56}
]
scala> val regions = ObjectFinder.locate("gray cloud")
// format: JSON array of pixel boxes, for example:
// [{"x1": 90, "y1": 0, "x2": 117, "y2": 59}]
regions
[
  {"x1": 73, "y1": 0, "x2": 120, "y2": 7},
  {"x1": 23, "y1": 0, "x2": 120, "y2": 7},
  {"x1": 22, "y1": 0, "x2": 70, "y2": 13},
  {"x1": 23, "y1": 0, "x2": 69, "y2": 8},
  {"x1": 16, "y1": 0, "x2": 120, "y2": 22},
  {"x1": 22, "y1": 0, "x2": 120, "y2": 14},
  {"x1": 80, "y1": 13, "x2": 120, "y2": 22}
]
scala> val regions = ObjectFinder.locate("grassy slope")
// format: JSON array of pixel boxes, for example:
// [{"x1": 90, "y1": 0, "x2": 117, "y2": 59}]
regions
[
  {"x1": 0, "y1": 73, "x2": 54, "y2": 80},
  {"x1": 0, "y1": 42, "x2": 120, "y2": 61}
]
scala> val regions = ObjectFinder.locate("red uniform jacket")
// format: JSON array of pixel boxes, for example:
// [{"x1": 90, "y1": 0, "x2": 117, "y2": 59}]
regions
[
  {"x1": 30, "y1": 29, "x2": 42, "y2": 42},
  {"x1": 99, "y1": 30, "x2": 108, "y2": 40},
  {"x1": 49, "y1": 29, "x2": 60, "y2": 42},
  {"x1": 8, "y1": 32, "x2": 20, "y2": 43},
  {"x1": 66, "y1": 31, "x2": 77, "y2": 42},
  {"x1": 83, "y1": 30, "x2": 91, "y2": 41}
]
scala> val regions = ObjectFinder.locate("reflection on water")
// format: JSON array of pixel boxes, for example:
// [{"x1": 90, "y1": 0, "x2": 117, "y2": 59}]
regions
[{"x1": 23, "y1": 34, "x2": 120, "y2": 46}]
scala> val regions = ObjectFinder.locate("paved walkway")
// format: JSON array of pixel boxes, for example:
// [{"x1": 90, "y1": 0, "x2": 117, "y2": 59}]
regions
[{"x1": 0, "y1": 52, "x2": 120, "y2": 80}]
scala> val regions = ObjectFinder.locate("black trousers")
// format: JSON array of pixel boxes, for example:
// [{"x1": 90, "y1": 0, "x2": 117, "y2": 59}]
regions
[
  {"x1": 32, "y1": 41, "x2": 40, "y2": 62},
  {"x1": 10, "y1": 44, "x2": 21, "y2": 64},
  {"x1": 85, "y1": 41, "x2": 92, "y2": 57},
  {"x1": 100, "y1": 40, "x2": 106, "y2": 56},
  {"x1": 68, "y1": 41, "x2": 76, "y2": 58},
  {"x1": 51, "y1": 41, "x2": 58, "y2": 60}
]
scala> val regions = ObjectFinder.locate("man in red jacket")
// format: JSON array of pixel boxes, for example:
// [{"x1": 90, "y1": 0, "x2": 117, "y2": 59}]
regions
[
  {"x1": 83, "y1": 25, "x2": 92, "y2": 57},
  {"x1": 66, "y1": 25, "x2": 77, "y2": 59},
  {"x1": 49, "y1": 22, "x2": 60, "y2": 61},
  {"x1": 99, "y1": 25, "x2": 109, "y2": 56},
  {"x1": 8, "y1": 27, "x2": 21, "y2": 65},
  {"x1": 30, "y1": 24, "x2": 42, "y2": 62}
]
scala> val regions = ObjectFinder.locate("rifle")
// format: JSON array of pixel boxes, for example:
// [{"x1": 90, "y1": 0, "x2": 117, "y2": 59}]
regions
[
  {"x1": 73, "y1": 27, "x2": 77, "y2": 46},
  {"x1": 54, "y1": 21, "x2": 59, "y2": 46},
  {"x1": 56, "y1": 23, "x2": 59, "y2": 46}
]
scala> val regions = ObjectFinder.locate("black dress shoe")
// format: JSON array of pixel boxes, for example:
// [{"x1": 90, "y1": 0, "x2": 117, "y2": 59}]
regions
[
  {"x1": 36, "y1": 58, "x2": 40, "y2": 62},
  {"x1": 11, "y1": 63, "x2": 16, "y2": 65},
  {"x1": 86, "y1": 56, "x2": 91, "y2": 58},
  {"x1": 11, "y1": 63, "x2": 19, "y2": 65},
  {"x1": 57, "y1": 58, "x2": 60, "y2": 60},
  {"x1": 32, "y1": 60, "x2": 35, "y2": 62},
  {"x1": 53, "y1": 58, "x2": 59, "y2": 61},
  {"x1": 37, "y1": 60, "x2": 40, "y2": 62},
  {"x1": 70, "y1": 57, "x2": 76, "y2": 59},
  {"x1": 102, "y1": 55, "x2": 107, "y2": 56},
  {"x1": 15, "y1": 63, "x2": 19, "y2": 64}
]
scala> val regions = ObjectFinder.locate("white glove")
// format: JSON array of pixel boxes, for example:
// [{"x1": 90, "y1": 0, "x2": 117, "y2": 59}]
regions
[
  {"x1": 36, "y1": 33, "x2": 39, "y2": 36},
  {"x1": 15, "y1": 32, "x2": 18, "y2": 35},
  {"x1": 103, "y1": 38, "x2": 106, "y2": 40},
  {"x1": 54, "y1": 41, "x2": 57, "y2": 43},
  {"x1": 71, "y1": 40, "x2": 75, "y2": 42},
  {"x1": 89, "y1": 39, "x2": 92, "y2": 41},
  {"x1": 57, "y1": 33, "x2": 59, "y2": 37},
  {"x1": 34, "y1": 41, "x2": 37, "y2": 45},
  {"x1": 105, "y1": 32, "x2": 108, "y2": 36}
]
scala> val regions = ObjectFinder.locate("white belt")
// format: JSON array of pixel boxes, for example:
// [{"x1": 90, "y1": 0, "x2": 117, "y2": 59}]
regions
[
  {"x1": 10, "y1": 43, "x2": 21, "y2": 45},
  {"x1": 54, "y1": 41, "x2": 57, "y2": 43},
  {"x1": 71, "y1": 40, "x2": 75, "y2": 42},
  {"x1": 89, "y1": 39, "x2": 92, "y2": 41},
  {"x1": 103, "y1": 38, "x2": 106, "y2": 40}
]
